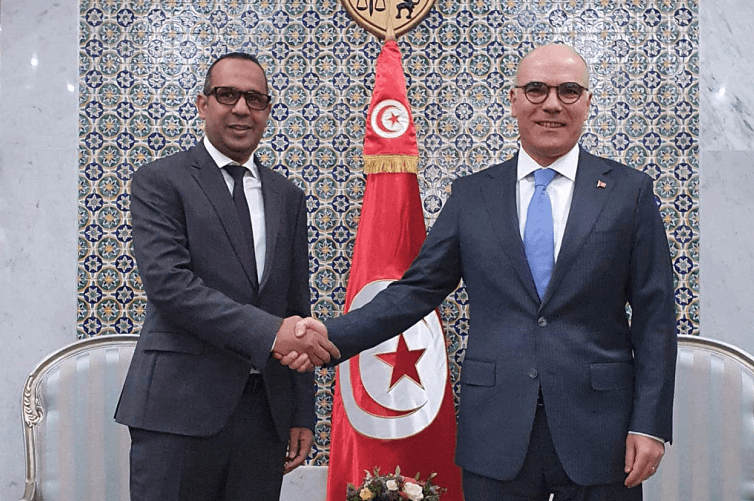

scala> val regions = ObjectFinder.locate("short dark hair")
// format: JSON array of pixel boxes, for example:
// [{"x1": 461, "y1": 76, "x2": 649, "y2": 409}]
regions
[{"x1": 202, "y1": 52, "x2": 268, "y2": 94}]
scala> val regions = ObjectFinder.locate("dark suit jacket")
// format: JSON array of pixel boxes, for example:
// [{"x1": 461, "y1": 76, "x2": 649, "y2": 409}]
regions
[
  {"x1": 115, "y1": 140, "x2": 313, "y2": 442},
  {"x1": 326, "y1": 148, "x2": 676, "y2": 485}
]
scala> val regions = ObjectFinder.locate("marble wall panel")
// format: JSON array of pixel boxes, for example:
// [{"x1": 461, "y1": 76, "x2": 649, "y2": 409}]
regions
[
  {"x1": 699, "y1": 0, "x2": 754, "y2": 355},
  {"x1": 0, "y1": 0, "x2": 80, "y2": 499}
]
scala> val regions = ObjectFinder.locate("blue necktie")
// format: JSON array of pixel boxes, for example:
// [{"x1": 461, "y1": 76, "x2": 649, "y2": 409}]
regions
[
  {"x1": 225, "y1": 164, "x2": 258, "y2": 289},
  {"x1": 524, "y1": 168, "x2": 557, "y2": 300}
]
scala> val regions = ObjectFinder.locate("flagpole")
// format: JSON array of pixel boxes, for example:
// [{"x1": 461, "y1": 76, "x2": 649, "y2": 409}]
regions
[{"x1": 385, "y1": 0, "x2": 395, "y2": 41}]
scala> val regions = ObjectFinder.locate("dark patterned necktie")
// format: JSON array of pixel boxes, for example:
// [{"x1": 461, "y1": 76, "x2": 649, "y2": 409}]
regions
[{"x1": 225, "y1": 164, "x2": 258, "y2": 288}]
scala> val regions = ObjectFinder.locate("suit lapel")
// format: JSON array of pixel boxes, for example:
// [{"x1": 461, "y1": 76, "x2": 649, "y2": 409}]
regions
[
  {"x1": 544, "y1": 148, "x2": 614, "y2": 304},
  {"x1": 479, "y1": 155, "x2": 541, "y2": 303},
  {"x1": 256, "y1": 159, "x2": 283, "y2": 293},
  {"x1": 189, "y1": 142, "x2": 259, "y2": 293}
]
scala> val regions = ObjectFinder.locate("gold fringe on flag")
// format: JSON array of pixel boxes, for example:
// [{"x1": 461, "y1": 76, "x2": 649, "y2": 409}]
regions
[{"x1": 363, "y1": 155, "x2": 418, "y2": 174}]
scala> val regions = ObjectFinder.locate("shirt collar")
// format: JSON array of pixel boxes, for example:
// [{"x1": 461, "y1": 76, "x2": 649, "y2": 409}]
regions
[
  {"x1": 516, "y1": 144, "x2": 580, "y2": 182},
  {"x1": 203, "y1": 136, "x2": 259, "y2": 178}
]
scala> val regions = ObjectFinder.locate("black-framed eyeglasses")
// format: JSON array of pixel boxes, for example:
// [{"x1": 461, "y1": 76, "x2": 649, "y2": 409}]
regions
[
  {"x1": 514, "y1": 81, "x2": 588, "y2": 104},
  {"x1": 206, "y1": 86, "x2": 272, "y2": 110}
]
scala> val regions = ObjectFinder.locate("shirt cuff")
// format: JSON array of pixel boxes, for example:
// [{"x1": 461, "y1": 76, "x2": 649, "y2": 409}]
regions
[{"x1": 629, "y1": 431, "x2": 665, "y2": 444}]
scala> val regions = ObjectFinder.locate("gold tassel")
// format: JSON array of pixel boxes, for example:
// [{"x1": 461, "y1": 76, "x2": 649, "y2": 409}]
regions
[{"x1": 363, "y1": 155, "x2": 419, "y2": 174}]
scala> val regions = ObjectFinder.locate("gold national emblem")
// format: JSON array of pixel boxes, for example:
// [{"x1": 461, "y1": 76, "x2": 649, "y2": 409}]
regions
[{"x1": 340, "y1": 0, "x2": 435, "y2": 39}]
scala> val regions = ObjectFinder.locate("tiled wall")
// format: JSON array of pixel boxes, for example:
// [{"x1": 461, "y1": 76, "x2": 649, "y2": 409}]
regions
[{"x1": 77, "y1": 0, "x2": 698, "y2": 464}]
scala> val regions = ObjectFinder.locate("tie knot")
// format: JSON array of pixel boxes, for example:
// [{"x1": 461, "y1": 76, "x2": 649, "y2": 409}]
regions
[
  {"x1": 533, "y1": 168, "x2": 556, "y2": 188},
  {"x1": 225, "y1": 164, "x2": 247, "y2": 182}
]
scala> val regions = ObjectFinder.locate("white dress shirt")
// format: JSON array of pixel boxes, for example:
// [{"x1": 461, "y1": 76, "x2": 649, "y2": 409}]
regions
[
  {"x1": 516, "y1": 144, "x2": 579, "y2": 263},
  {"x1": 203, "y1": 137, "x2": 266, "y2": 283}
]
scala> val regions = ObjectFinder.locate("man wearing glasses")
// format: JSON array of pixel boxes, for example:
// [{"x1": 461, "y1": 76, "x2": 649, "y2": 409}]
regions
[
  {"x1": 116, "y1": 52, "x2": 340, "y2": 501},
  {"x1": 292, "y1": 44, "x2": 676, "y2": 500}
]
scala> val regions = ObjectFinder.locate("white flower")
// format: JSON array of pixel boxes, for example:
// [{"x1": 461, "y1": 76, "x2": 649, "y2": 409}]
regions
[
  {"x1": 386, "y1": 479, "x2": 399, "y2": 491},
  {"x1": 403, "y1": 481, "x2": 424, "y2": 501}
]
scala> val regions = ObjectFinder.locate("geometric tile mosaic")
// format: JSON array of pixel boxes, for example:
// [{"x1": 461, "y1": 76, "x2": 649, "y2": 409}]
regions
[{"x1": 78, "y1": 0, "x2": 698, "y2": 464}]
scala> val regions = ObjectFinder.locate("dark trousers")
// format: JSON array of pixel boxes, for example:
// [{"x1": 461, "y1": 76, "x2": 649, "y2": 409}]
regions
[
  {"x1": 128, "y1": 375, "x2": 288, "y2": 501},
  {"x1": 462, "y1": 403, "x2": 642, "y2": 501}
]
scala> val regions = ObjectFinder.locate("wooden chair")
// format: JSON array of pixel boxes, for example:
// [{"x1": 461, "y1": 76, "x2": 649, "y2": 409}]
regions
[{"x1": 19, "y1": 335, "x2": 138, "y2": 501}]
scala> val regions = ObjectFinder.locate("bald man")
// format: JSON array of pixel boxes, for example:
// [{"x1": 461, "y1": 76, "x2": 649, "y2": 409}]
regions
[{"x1": 291, "y1": 44, "x2": 676, "y2": 500}]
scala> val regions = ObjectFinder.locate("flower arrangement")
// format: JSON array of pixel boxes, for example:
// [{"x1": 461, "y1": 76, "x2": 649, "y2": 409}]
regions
[{"x1": 346, "y1": 466, "x2": 446, "y2": 501}]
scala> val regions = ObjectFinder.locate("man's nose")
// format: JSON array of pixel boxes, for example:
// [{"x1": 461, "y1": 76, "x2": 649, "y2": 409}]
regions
[
  {"x1": 541, "y1": 87, "x2": 563, "y2": 111},
  {"x1": 231, "y1": 96, "x2": 251, "y2": 115}
]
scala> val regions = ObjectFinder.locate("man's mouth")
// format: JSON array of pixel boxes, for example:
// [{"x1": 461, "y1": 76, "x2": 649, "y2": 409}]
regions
[
  {"x1": 229, "y1": 124, "x2": 252, "y2": 131},
  {"x1": 536, "y1": 121, "x2": 565, "y2": 128}
]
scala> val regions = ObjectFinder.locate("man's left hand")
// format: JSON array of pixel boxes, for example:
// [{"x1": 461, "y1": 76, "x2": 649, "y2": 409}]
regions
[
  {"x1": 284, "y1": 427, "x2": 313, "y2": 474},
  {"x1": 624, "y1": 433, "x2": 665, "y2": 488}
]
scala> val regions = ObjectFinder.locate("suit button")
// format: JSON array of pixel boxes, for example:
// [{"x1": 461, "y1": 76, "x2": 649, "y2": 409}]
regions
[
  {"x1": 528, "y1": 369, "x2": 538, "y2": 379},
  {"x1": 538, "y1": 317, "x2": 547, "y2": 327}
]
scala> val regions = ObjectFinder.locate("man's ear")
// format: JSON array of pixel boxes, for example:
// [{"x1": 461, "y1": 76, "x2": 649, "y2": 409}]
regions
[
  {"x1": 196, "y1": 94, "x2": 208, "y2": 120},
  {"x1": 509, "y1": 88, "x2": 519, "y2": 117},
  {"x1": 582, "y1": 91, "x2": 593, "y2": 120}
]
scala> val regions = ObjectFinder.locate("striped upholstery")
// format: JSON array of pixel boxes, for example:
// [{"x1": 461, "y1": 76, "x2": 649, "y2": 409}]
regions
[
  {"x1": 644, "y1": 335, "x2": 754, "y2": 501},
  {"x1": 20, "y1": 335, "x2": 138, "y2": 501}
]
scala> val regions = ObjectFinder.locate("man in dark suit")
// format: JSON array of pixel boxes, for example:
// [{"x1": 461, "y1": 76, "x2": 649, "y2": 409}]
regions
[
  {"x1": 115, "y1": 52, "x2": 339, "y2": 501},
  {"x1": 290, "y1": 44, "x2": 676, "y2": 500}
]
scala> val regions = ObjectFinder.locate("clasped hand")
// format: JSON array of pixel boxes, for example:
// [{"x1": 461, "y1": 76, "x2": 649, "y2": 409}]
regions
[{"x1": 272, "y1": 316, "x2": 337, "y2": 372}]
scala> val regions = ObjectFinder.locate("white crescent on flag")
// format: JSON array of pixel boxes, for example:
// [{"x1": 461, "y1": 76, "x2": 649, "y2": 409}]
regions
[
  {"x1": 370, "y1": 99, "x2": 410, "y2": 139},
  {"x1": 339, "y1": 279, "x2": 447, "y2": 439}
]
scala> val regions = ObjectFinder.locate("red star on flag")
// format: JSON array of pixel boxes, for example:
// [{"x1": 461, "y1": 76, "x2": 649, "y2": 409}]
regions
[{"x1": 375, "y1": 333, "x2": 426, "y2": 391}]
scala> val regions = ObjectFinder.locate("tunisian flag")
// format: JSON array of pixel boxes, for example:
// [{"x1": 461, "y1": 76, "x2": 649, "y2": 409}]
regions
[{"x1": 326, "y1": 39, "x2": 463, "y2": 501}]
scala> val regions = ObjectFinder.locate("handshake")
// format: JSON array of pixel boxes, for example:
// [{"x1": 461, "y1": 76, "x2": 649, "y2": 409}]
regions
[{"x1": 272, "y1": 316, "x2": 338, "y2": 372}]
